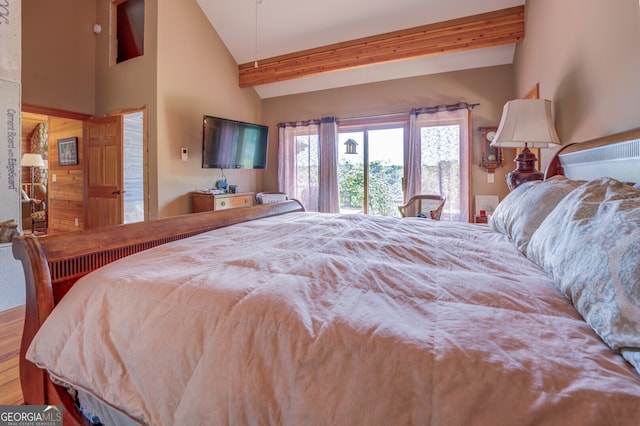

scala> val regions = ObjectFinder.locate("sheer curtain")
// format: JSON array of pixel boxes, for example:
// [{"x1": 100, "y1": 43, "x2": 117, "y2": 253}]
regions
[
  {"x1": 318, "y1": 118, "x2": 339, "y2": 213},
  {"x1": 406, "y1": 104, "x2": 471, "y2": 221},
  {"x1": 278, "y1": 118, "x2": 339, "y2": 213}
]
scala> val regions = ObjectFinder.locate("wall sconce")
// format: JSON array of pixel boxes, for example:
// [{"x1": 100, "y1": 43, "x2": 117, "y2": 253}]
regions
[{"x1": 344, "y1": 138, "x2": 358, "y2": 155}]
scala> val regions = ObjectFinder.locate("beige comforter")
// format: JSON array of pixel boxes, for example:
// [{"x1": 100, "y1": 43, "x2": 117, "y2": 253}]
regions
[{"x1": 27, "y1": 212, "x2": 640, "y2": 425}]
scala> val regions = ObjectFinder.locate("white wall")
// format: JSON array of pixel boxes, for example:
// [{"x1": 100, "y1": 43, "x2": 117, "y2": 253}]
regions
[
  {"x1": 0, "y1": 0, "x2": 25, "y2": 311},
  {"x1": 0, "y1": 0, "x2": 21, "y2": 226}
]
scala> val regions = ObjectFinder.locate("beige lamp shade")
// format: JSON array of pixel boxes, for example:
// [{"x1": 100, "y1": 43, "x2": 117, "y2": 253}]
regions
[
  {"x1": 490, "y1": 99, "x2": 561, "y2": 148},
  {"x1": 21, "y1": 153, "x2": 45, "y2": 168}
]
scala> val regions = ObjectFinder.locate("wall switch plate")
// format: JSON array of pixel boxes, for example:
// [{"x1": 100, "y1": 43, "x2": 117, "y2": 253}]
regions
[
  {"x1": 181, "y1": 147, "x2": 188, "y2": 161},
  {"x1": 487, "y1": 173, "x2": 495, "y2": 183}
]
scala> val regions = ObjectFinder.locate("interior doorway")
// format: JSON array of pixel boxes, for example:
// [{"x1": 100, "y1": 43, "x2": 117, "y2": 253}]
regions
[
  {"x1": 20, "y1": 105, "x2": 148, "y2": 232},
  {"x1": 122, "y1": 110, "x2": 146, "y2": 223},
  {"x1": 104, "y1": 107, "x2": 148, "y2": 225},
  {"x1": 21, "y1": 106, "x2": 91, "y2": 233}
]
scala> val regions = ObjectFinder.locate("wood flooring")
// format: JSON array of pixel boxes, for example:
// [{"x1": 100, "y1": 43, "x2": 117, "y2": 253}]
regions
[{"x1": 0, "y1": 305, "x2": 24, "y2": 405}]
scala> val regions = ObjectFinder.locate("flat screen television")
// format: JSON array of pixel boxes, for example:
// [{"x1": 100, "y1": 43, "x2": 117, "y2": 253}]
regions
[{"x1": 202, "y1": 115, "x2": 268, "y2": 169}]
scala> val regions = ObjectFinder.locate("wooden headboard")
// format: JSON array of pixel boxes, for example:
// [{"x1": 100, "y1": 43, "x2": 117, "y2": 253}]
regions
[{"x1": 545, "y1": 127, "x2": 640, "y2": 184}]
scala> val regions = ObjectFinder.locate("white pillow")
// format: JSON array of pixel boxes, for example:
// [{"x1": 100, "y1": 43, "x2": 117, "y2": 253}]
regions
[{"x1": 489, "y1": 176, "x2": 584, "y2": 255}]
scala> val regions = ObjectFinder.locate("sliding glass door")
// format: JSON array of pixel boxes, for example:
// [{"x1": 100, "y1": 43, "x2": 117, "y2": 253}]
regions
[{"x1": 338, "y1": 127, "x2": 404, "y2": 216}]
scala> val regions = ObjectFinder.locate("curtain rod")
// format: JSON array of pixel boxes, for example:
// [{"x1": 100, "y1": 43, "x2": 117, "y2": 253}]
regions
[
  {"x1": 338, "y1": 111, "x2": 408, "y2": 122},
  {"x1": 278, "y1": 102, "x2": 479, "y2": 127},
  {"x1": 339, "y1": 102, "x2": 479, "y2": 122}
]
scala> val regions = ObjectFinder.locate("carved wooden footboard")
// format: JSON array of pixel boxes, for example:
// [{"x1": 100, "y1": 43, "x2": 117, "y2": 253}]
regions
[{"x1": 12, "y1": 200, "x2": 304, "y2": 424}]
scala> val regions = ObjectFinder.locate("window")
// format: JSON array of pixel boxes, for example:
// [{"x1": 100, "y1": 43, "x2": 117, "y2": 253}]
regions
[
  {"x1": 419, "y1": 125, "x2": 462, "y2": 219},
  {"x1": 294, "y1": 131, "x2": 319, "y2": 210},
  {"x1": 408, "y1": 108, "x2": 470, "y2": 221},
  {"x1": 111, "y1": 0, "x2": 145, "y2": 65},
  {"x1": 278, "y1": 121, "x2": 323, "y2": 211},
  {"x1": 278, "y1": 106, "x2": 470, "y2": 220}
]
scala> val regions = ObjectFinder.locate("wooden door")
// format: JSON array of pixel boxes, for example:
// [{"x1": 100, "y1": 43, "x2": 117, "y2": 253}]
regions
[{"x1": 84, "y1": 116, "x2": 124, "y2": 228}]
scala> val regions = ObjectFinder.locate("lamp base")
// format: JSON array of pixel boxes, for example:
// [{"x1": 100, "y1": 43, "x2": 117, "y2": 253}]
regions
[{"x1": 506, "y1": 146, "x2": 543, "y2": 191}]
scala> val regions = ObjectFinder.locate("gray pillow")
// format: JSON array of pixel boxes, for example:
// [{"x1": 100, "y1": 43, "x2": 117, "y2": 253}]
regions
[
  {"x1": 527, "y1": 178, "x2": 640, "y2": 373},
  {"x1": 489, "y1": 176, "x2": 584, "y2": 255}
]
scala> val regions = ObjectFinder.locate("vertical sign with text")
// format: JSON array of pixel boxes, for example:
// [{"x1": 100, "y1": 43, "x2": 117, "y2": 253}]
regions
[
  {"x1": 0, "y1": 0, "x2": 21, "y2": 226},
  {"x1": 0, "y1": 0, "x2": 21, "y2": 82}
]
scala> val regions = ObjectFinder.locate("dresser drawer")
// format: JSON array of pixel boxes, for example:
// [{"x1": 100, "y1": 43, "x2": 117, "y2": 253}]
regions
[
  {"x1": 214, "y1": 193, "x2": 253, "y2": 211},
  {"x1": 191, "y1": 193, "x2": 215, "y2": 213}
]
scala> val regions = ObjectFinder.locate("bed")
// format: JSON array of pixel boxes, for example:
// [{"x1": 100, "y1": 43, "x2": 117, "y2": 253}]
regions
[{"x1": 12, "y1": 129, "x2": 640, "y2": 425}]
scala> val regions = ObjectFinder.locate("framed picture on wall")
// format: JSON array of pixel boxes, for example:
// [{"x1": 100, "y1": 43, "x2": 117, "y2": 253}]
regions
[{"x1": 58, "y1": 137, "x2": 78, "y2": 166}]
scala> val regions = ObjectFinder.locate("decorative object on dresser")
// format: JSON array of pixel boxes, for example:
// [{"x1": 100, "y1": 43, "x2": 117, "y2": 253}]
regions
[
  {"x1": 191, "y1": 191, "x2": 254, "y2": 213},
  {"x1": 478, "y1": 126, "x2": 502, "y2": 172},
  {"x1": 491, "y1": 99, "x2": 561, "y2": 190},
  {"x1": 256, "y1": 192, "x2": 288, "y2": 204}
]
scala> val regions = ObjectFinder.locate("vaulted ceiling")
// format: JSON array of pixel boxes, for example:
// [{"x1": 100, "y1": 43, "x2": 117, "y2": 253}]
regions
[{"x1": 195, "y1": 0, "x2": 526, "y2": 99}]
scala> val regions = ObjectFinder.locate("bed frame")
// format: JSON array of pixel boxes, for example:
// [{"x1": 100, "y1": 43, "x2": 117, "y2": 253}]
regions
[
  {"x1": 12, "y1": 199, "x2": 304, "y2": 424},
  {"x1": 545, "y1": 127, "x2": 640, "y2": 183},
  {"x1": 11, "y1": 127, "x2": 640, "y2": 424}
]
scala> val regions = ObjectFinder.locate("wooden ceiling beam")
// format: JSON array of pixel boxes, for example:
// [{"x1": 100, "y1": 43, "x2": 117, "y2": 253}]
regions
[{"x1": 238, "y1": 5, "x2": 524, "y2": 88}]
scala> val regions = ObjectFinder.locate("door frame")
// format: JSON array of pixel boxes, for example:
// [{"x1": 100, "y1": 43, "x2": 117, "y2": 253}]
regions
[
  {"x1": 338, "y1": 118, "x2": 409, "y2": 215},
  {"x1": 21, "y1": 104, "x2": 92, "y2": 233}
]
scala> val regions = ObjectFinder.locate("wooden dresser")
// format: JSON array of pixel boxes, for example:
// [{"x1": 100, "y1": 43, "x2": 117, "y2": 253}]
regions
[{"x1": 191, "y1": 192, "x2": 254, "y2": 213}]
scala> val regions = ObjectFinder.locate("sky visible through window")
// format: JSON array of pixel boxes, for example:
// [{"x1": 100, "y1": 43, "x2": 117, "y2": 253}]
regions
[{"x1": 338, "y1": 129, "x2": 404, "y2": 166}]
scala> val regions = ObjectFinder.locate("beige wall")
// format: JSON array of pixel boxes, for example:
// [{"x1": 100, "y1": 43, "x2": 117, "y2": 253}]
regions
[
  {"x1": 22, "y1": 0, "x2": 96, "y2": 114},
  {"x1": 155, "y1": 0, "x2": 262, "y2": 218},
  {"x1": 262, "y1": 65, "x2": 517, "y2": 203},
  {"x1": 514, "y1": 0, "x2": 640, "y2": 156},
  {"x1": 94, "y1": 0, "x2": 159, "y2": 216},
  {"x1": 22, "y1": 0, "x2": 263, "y2": 219}
]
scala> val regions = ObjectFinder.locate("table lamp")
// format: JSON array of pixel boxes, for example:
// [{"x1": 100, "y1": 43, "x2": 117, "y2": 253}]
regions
[{"x1": 490, "y1": 99, "x2": 561, "y2": 190}]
